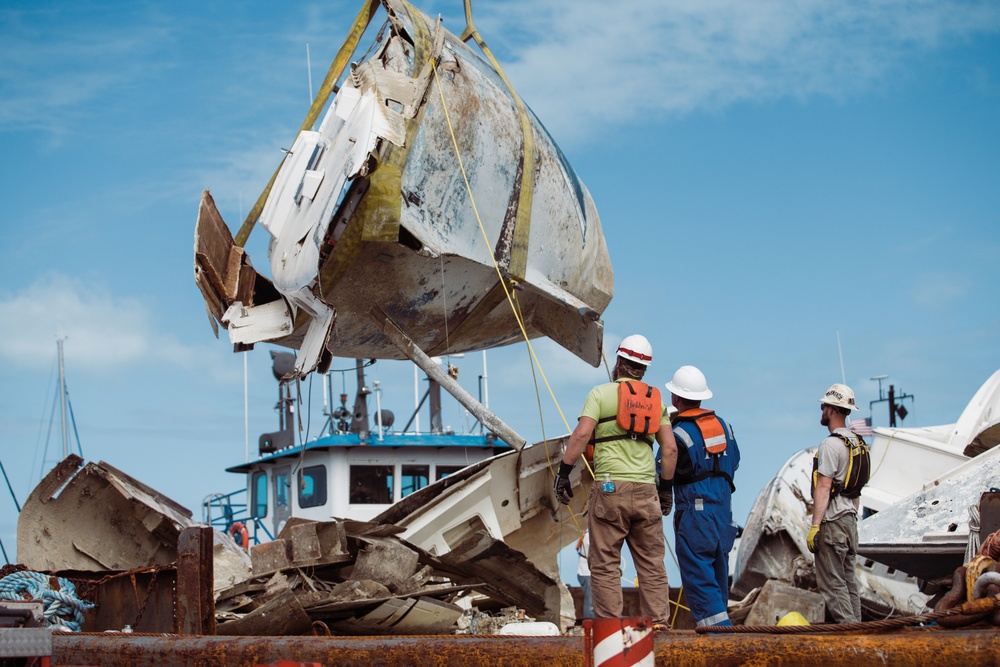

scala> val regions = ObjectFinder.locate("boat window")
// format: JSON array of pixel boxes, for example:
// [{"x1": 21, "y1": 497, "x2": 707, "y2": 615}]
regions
[
  {"x1": 349, "y1": 465, "x2": 393, "y2": 504},
  {"x1": 275, "y1": 469, "x2": 290, "y2": 509},
  {"x1": 251, "y1": 471, "x2": 268, "y2": 518},
  {"x1": 401, "y1": 465, "x2": 429, "y2": 498},
  {"x1": 298, "y1": 465, "x2": 327, "y2": 509},
  {"x1": 436, "y1": 465, "x2": 464, "y2": 480}
]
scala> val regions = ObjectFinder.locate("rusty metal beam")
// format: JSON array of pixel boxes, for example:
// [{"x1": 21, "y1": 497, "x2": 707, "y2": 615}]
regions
[
  {"x1": 52, "y1": 628, "x2": 1000, "y2": 667},
  {"x1": 175, "y1": 527, "x2": 215, "y2": 636}
]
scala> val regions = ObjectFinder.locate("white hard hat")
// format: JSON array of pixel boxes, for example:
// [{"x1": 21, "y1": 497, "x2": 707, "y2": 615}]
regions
[
  {"x1": 665, "y1": 365, "x2": 713, "y2": 401},
  {"x1": 819, "y1": 383, "x2": 861, "y2": 411},
  {"x1": 616, "y1": 335, "x2": 653, "y2": 366}
]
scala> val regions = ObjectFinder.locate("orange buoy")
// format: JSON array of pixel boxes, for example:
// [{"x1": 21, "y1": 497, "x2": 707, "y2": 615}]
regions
[{"x1": 229, "y1": 521, "x2": 249, "y2": 549}]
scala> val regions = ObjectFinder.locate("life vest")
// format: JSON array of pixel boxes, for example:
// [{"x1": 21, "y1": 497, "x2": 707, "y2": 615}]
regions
[
  {"x1": 811, "y1": 432, "x2": 870, "y2": 499},
  {"x1": 586, "y1": 381, "x2": 662, "y2": 461},
  {"x1": 672, "y1": 409, "x2": 736, "y2": 492}
]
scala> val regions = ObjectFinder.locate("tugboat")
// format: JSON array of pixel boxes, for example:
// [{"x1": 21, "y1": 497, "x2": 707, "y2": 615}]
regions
[{"x1": 204, "y1": 351, "x2": 510, "y2": 544}]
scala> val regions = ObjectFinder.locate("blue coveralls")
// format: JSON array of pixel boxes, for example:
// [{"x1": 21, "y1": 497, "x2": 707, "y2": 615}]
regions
[{"x1": 657, "y1": 409, "x2": 740, "y2": 627}]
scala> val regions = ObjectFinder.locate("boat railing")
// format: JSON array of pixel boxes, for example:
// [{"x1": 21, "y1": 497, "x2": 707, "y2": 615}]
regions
[{"x1": 202, "y1": 490, "x2": 273, "y2": 546}]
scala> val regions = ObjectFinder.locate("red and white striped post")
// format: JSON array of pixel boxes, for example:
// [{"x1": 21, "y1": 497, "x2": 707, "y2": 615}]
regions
[{"x1": 583, "y1": 617, "x2": 655, "y2": 667}]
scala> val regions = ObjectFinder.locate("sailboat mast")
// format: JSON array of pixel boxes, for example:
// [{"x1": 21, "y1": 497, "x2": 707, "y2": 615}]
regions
[{"x1": 58, "y1": 338, "x2": 69, "y2": 459}]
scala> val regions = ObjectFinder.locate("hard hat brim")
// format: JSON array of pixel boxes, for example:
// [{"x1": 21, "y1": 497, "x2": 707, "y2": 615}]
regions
[
  {"x1": 666, "y1": 382, "x2": 713, "y2": 401},
  {"x1": 818, "y1": 398, "x2": 862, "y2": 411}
]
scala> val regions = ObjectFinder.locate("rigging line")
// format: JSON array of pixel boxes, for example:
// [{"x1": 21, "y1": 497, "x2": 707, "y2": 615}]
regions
[
  {"x1": 40, "y1": 377, "x2": 60, "y2": 479},
  {"x1": 512, "y1": 289, "x2": 594, "y2": 479},
  {"x1": 0, "y1": 536, "x2": 8, "y2": 566},
  {"x1": 1, "y1": 459, "x2": 21, "y2": 513},
  {"x1": 868, "y1": 431, "x2": 896, "y2": 479},
  {"x1": 432, "y1": 67, "x2": 572, "y2": 438},
  {"x1": 67, "y1": 399, "x2": 84, "y2": 457},
  {"x1": 31, "y1": 353, "x2": 59, "y2": 485},
  {"x1": 304, "y1": 373, "x2": 314, "y2": 445}
]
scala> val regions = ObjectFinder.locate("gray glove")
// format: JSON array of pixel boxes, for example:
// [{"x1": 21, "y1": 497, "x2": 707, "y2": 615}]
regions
[
  {"x1": 554, "y1": 462, "x2": 574, "y2": 505},
  {"x1": 658, "y1": 480, "x2": 673, "y2": 516}
]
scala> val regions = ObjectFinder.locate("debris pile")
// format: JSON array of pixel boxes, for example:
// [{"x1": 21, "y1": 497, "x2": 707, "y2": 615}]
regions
[{"x1": 214, "y1": 518, "x2": 560, "y2": 635}]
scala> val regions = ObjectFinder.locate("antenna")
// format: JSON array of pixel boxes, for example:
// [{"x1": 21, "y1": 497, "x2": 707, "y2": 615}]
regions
[
  {"x1": 306, "y1": 43, "x2": 314, "y2": 103},
  {"x1": 869, "y1": 375, "x2": 914, "y2": 427},
  {"x1": 836, "y1": 330, "x2": 846, "y2": 384}
]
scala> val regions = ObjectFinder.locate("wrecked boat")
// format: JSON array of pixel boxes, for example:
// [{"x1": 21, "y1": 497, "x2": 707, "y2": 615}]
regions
[
  {"x1": 193, "y1": 0, "x2": 613, "y2": 385},
  {"x1": 201, "y1": 347, "x2": 590, "y2": 630},
  {"x1": 732, "y1": 368, "x2": 1000, "y2": 618},
  {"x1": 15, "y1": 344, "x2": 592, "y2": 634}
]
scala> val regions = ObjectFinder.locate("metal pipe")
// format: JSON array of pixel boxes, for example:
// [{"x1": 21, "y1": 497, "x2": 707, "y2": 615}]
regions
[{"x1": 371, "y1": 306, "x2": 526, "y2": 449}]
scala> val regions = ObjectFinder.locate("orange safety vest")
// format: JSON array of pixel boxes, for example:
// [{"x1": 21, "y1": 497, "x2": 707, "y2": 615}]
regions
[
  {"x1": 586, "y1": 381, "x2": 662, "y2": 460},
  {"x1": 673, "y1": 408, "x2": 735, "y2": 492}
]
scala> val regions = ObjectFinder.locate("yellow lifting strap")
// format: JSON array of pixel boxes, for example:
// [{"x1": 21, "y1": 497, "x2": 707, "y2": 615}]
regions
[
  {"x1": 234, "y1": 0, "x2": 383, "y2": 247},
  {"x1": 459, "y1": 0, "x2": 536, "y2": 281}
]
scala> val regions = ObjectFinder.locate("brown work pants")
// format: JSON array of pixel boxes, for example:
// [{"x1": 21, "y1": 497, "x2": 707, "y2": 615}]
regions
[{"x1": 588, "y1": 480, "x2": 669, "y2": 625}]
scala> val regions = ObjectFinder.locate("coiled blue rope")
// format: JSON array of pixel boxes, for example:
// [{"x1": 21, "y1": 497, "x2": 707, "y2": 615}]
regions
[{"x1": 0, "y1": 571, "x2": 95, "y2": 631}]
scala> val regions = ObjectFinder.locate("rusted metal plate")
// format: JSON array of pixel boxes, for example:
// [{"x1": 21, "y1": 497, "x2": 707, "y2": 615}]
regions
[
  {"x1": 51, "y1": 628, "x2": 1000, "y2": 667},
  {"x1": 74, "y1": 567, "x2": 178, "y2": 634},
  {"x1": 176, "y1": 527, "x2": 215, "y2": 636}
]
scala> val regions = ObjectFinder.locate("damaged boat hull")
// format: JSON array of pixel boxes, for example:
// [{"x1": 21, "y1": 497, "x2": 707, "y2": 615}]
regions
[{"x1": 194, "y1": 0, "x2": 613, "y2": 379}]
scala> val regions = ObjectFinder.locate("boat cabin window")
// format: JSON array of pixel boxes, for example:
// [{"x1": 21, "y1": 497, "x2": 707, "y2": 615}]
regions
[
  {"x1": 401, "y1": 465, "x2": 429, "y2": 498},
  {"x1": 251, "y1": 470, "x2": 268, "y2": 518},
  {"x1": 349, "y1": 465, "x2": 393, "y2": 504},
  {"x1": 298, "y1": 465, "x2": 327, "y2": 509},
  {"x1": 275, "y1": 469, "x2": 290, "y2": 510},
  {"x1": 436, "y1": 465, "x2": 465, "y2": 480}
]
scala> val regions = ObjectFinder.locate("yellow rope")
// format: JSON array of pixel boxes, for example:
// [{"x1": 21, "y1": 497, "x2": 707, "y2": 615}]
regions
[
  {"x1": 868, "y1": 430, "x2": 895, "y2": 479},
  {"x1": 431, "y1": 62, "x2": 594, "y2": 538}
]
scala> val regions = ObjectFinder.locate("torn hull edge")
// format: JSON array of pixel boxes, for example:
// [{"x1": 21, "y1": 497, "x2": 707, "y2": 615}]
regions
[{"x1": 16, "y1": 455, "x2": 250, "y2": 582}]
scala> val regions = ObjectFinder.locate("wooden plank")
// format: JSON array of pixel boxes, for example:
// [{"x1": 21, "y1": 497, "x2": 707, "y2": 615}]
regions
[
  {"x1": 195, "y1": 190, "x2": 235, "y2": 273},
  {"x1": 224, "y1": 246, "x2": 245, "y2": 301}
]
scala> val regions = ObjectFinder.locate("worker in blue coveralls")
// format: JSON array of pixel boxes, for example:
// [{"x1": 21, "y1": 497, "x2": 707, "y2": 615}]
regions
[{"x1": 656, "y1": 365, "x2": 740, "y2": 627}]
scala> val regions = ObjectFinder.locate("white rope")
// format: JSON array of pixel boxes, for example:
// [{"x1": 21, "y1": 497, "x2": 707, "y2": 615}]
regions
[{"x1": 0, "y1": 571, "x2": 94, "y2": 631}]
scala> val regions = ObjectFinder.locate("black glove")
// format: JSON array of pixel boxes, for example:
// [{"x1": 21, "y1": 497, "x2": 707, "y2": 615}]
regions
[
  {"x1": 658, "y1": 479, "x2": 673, "y2": 516},
  {"x1": 554, "y1": 462, "x2": 574, "y2": 505}
]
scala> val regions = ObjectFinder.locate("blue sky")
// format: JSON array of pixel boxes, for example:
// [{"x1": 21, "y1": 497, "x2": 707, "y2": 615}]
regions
[{"x1": 1, "y1": 0, "x2": 998, "y2": 588}]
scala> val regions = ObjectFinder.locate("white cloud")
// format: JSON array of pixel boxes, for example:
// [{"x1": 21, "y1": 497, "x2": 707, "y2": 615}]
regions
[
  {"x1": 0, "y1": 274, "x2": 237, "y2": 382},
  {"x1": 466, "y1": 0, "x2": 1000, "y2": 142}
]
